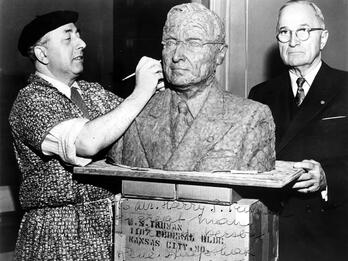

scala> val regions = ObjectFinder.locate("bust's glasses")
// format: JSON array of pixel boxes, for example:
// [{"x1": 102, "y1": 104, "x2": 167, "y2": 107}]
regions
[
  {"x1": 276, "y1": 27, "x2": 324, "y2": 43},
  {"x1": 161, "y1": 39, "x2": 224, "y2": 50}
]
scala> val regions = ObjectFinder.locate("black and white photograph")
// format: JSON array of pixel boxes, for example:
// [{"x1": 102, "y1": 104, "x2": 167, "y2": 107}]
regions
[{"x1": 0, "y1": 0, "x2": 347, "y2": 260}]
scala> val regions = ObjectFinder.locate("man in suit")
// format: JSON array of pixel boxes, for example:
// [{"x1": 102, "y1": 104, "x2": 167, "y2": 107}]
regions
[
  {"x1": 108, "y1": 2, "x2": 276, "y2": 173},
  {"x1": 249, "y1": 1, "x2": 348, "y2": 260}
]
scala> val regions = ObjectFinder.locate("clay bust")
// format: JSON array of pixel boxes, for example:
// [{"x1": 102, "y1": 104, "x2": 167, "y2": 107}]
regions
[
  {"x1": 108, "y1": 3, "x2": 275, "y2": 172},
  {"x1": 161, "y1": 2, "x2": 226, "y2": 95}
]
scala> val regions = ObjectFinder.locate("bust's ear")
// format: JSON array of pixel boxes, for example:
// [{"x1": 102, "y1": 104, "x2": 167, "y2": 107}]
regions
[
  {"x1": 216, "y1": 44, "x2": 228, "y2": 65},
  {"x1": 34, "y1": 46, "x2": 49, "y2": 64},
  {"x1": 320, "y1": 30, "x2": 329, "y2": 50}
]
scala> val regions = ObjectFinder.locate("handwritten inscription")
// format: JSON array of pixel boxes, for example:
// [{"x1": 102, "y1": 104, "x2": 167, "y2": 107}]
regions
[{"x1": 117, "y1": 198, "x2": 270, "y2": 261}]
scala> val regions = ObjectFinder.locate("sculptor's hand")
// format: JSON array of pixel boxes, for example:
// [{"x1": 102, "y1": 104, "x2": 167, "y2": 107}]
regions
[
  {"x1": 293, "y1": 159, "x2": 327, "y2": 193},
  {"x1": 134, "y1": 56, "x2": 164, "y2": 97}
]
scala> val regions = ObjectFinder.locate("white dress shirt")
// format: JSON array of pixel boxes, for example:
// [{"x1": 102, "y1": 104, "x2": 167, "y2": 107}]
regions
[
  {"x1": 289, "y1": 60, "x2": 322, "y2": 97},
  {"x1": 37, "y1": 72, "x2": 91, "y2": 166}
]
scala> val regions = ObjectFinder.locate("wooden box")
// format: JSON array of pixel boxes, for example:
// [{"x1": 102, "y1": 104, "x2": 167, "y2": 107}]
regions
[{"x1": 114, "y1": 198, "x2": 278, "y2": 261}]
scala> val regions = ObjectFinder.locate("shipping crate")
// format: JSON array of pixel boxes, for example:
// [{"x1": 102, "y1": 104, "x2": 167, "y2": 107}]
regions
[{"x1": 114, "y1": 198, "x2": 278, "y2": 261}]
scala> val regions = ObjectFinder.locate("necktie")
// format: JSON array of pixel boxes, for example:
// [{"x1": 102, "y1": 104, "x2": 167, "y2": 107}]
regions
[
  {"x1": 70, "y1": 86, "x2": 89, "y2": 118},
  {"x1": 173, "y1": 101, "x2": 191, "y2": 146},
  {"x1": 295, "y1": 77, "x2": 306, "y2": 106}
]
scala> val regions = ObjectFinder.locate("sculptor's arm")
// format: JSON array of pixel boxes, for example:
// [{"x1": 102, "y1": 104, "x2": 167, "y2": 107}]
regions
[
  {"x1": 41, "y1": 57, "x2": 163, "y2": 166},
  {"x1": 75, "y1": 57, "x2": 163, "y2": 156}
]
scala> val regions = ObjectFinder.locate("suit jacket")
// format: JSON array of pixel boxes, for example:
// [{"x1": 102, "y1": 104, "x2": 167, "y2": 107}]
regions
[
  {"x1": 108, "y1": 84, "x2": 275, "y2": 173},
  {"x1": 249, "y1": 62, "x2": 348, "y2": 261}
]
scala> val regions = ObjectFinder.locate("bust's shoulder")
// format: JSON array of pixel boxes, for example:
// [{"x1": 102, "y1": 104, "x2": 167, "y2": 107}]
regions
[
  {"x1": 218, "y1": 90, "x2": 272, "y2": 126},
  {"x1": 221, "y1": 89, "x2": 269, "y2": 111}
]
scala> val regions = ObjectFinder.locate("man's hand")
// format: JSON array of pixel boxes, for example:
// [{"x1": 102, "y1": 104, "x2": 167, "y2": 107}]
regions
[
  {"x1": 292, "y1": 159, "x2": 327, "y2": 193},
  {"x1": 134, "y1": 56, "x2": 164, "y2": 97}
]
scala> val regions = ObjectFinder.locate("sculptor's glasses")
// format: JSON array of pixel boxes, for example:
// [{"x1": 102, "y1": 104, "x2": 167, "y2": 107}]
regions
[
  {"x1": 162, "y1": 39, "x2": 224, "y2": 50},
  {"x1": 276, "y1": 27, "x2": 324, "y2": 43}
]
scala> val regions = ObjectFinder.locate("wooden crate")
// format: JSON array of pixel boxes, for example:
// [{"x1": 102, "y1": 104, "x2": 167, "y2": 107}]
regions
[{"x1": 114, "y1": 198, "x2": 278, "y2": 261}]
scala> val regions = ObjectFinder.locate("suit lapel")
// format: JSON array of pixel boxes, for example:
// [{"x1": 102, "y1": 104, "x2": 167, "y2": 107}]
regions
[
  {"x1": 135, "y1": 89, "x2": 174, "y2": 168},
  {"x1": 165, "y1": 85, "x2": 234, "y2": 170},
  {"x1": 267, "y1": 73, "x2": 294, "y2": 150},
  {"x1": 278, "y1": 63, "x2": 341, "y2": 153}
]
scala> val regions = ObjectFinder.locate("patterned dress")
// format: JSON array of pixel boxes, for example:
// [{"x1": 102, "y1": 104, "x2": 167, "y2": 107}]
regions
[{"x1": 9, "y1": 74, "x2": 123, "y2": 260}]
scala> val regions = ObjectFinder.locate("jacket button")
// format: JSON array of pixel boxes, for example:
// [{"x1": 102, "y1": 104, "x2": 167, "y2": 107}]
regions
[{"x1": 305, "y1": 204, "x2": 312, "y2": 213}]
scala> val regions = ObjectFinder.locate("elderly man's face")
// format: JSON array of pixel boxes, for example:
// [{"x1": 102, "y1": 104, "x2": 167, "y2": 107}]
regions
[
  {"x1": 42, "y1": 23, "x2": 86, "y2": 84},
  {"x1": 162, "y1": 14, "x2": 222, "y2": 90},
  {"x1": 277, "y1": 4, "x2": 328, "y2": 73}
]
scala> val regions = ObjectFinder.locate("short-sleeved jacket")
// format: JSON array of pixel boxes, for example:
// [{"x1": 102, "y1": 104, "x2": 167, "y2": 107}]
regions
[{"x1": 9, "y1": 74, "x2": 123, "y2": 260}]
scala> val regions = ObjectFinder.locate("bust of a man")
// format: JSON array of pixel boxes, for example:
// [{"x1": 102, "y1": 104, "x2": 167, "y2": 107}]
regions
[{"x1": 108, "y1": 3, "x2": 275, "y2": 172}]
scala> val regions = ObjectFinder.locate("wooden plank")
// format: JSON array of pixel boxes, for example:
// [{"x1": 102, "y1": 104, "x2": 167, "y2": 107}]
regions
[{"x1": 74, "y1": 160, "x2": 303, "y2": 188}]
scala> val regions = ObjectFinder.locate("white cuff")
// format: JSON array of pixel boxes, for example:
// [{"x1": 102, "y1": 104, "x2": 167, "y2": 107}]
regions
[
  {"x1": 321, "y1": 186, "x2": 328, "y2": 201},
  {"x1": 42, "y1": 118, "x2": 92, "y2": 166}
]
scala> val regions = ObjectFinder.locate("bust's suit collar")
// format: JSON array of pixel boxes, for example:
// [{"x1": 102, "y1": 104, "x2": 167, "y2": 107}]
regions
[{"x1": 136, "y1": 83, "x2": 236, "y2": 170}]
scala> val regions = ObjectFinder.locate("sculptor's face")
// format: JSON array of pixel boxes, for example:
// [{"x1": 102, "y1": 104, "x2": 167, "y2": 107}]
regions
[
  {"x1": 162, "y1": 13, "x2": 221, "y2": 90},
  {"x1": 42, "y1": 23, "x2": 86, "y2": 84}
]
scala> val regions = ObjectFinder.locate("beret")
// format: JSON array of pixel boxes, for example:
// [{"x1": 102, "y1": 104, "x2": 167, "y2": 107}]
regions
[{"x1": 18, "y1": 10, "x2": 78, "y2": 56}]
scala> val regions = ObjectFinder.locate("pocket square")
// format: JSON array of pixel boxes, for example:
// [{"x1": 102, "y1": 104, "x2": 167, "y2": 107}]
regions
[{"x1": 321, "y1": 115, "x2": 347, "y2": 120}]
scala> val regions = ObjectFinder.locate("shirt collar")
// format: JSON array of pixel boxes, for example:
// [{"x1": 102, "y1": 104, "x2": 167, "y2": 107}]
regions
[
  {"x1": 186, "y1": 86, "x2": 211, "y2": 118},
  {"x1": 35, "y1": 72, "x2": 79, "y2": 99},
  {"x1": 289, "y1": 61, "x2": 322, "y2": 97}
]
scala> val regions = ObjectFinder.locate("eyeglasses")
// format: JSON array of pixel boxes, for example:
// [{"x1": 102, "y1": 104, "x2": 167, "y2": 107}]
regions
[
  {"x1": 161, "y1": 39, "x2": 224, "y2": 50},
  {"x1": 276, "y1": 27, "x2": 324, "y2": 43}
]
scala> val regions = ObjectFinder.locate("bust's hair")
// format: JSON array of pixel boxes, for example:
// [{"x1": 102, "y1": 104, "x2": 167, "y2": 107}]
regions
[
  {"x1": 163, "y1": 3, "x2": 225, "y2": 43},
  {"x1": 277, "y1": 0, "x2": 326, "y2": 29}
]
